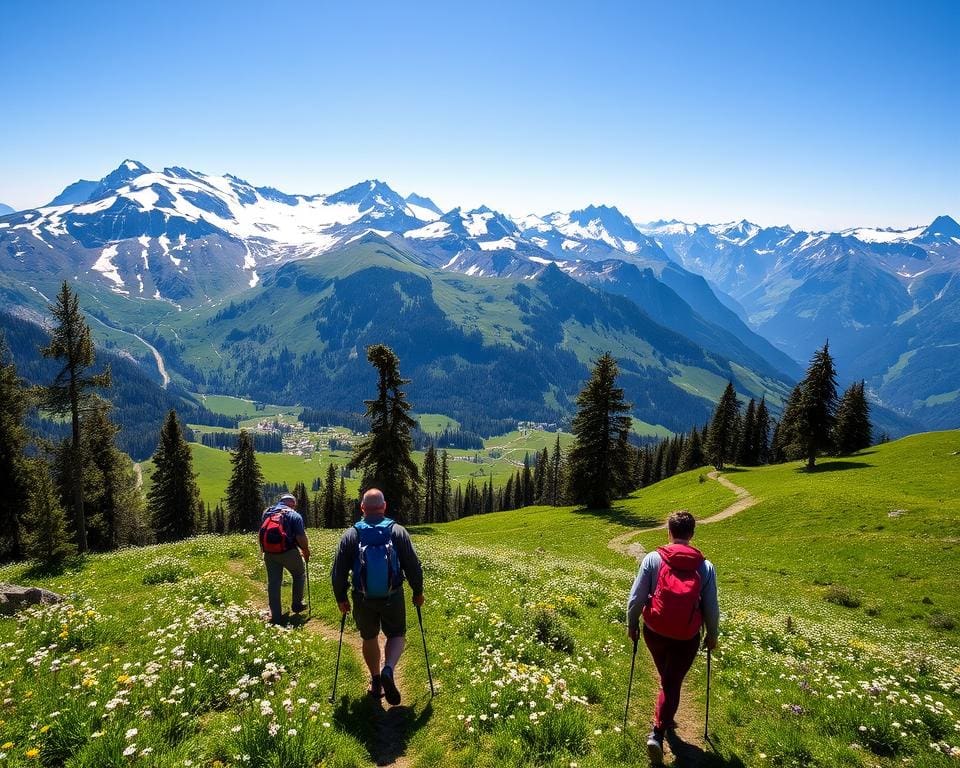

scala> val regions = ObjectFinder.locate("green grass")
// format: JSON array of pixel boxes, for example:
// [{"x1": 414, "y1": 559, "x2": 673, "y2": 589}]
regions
[
  {"x1": 415, "y1": 413, "x2": 461, "y2": 433},
  {"x1": 198, "y1": 394, "x2": 298, "y2": 420},
  {"x1": 8, "y1": 431, "x2": 960, "y2": 767}
]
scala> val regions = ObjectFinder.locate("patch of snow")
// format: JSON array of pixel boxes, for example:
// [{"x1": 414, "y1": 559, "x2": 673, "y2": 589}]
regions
[
  {"x1": 478, "y1": 237, "x2": 516, "y2": 251},
  {"x1": 465, "y1": 265, "x2": 482, "y2": 276},
  {"x1": 406, "y1": 203, "x2": 439, "y2": 222},
  {"x1": 0, "y1": 223, "x2": 8, "y2": 229},
  {"x1": 138, "y1": 235, "x2": 150, "y2": 269},
  {"x1": 528, "y1": 256, "x2": 556, "y2": 265},
  {"x1": 249, "y1": 271, "x2": 260, "y2": 288},
  {"x1": 463, "y1": 211, "x2": 494, "y2": 237},
  {"x1": 92, "y1": 244, "x2": 125, "y2": 287},
  {"x1": 442, "y1": 253, "x2": 461, "y2": 269},
  {"x1": 844, "y1": 225, "x2": 926, "y2": 243},
  {"x1": 405, "y1": 221, "x2": 451, "y2": 239},
  {"x1": 561, "y1": 239, "x2": 581, "y2": 250}
]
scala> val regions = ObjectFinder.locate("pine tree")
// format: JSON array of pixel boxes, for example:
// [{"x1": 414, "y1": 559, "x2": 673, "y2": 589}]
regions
[
  {"x1": 567, "y1": 353, "x2": 633, "y2": 508},
  {"x1": 522, "y1": 453, "x2": 534, "y2": 507},
  {"x1": 227, "y1": 431, "x2": 264, "y2": 532},
  {"x1": 423, "y1": 444, "x2": 438, "y2": 524},
  {"x1": 337, "y1": 477, "x2": 350, "y2": 526},
  {"x1": 678, "y1": 426, "x2": 706, "y2": 472},
  {"x1": 348, "y1": 345, "x2": 420, "y2": 524},
  {"x1": 453, "y1": 485, "x2": 463, "y2": 518},
  {"x1": 438, "y1": 450, "x2": 451, "y2": 522},
  {"x1": 533, "y1": 448, "x2": 547, "y2": 503},
  {"x1": 23, "y1": 459, "x2": 76, "y2": 569},
  {"x1": 38, "y1": 282, "x2": 111, "y2": 553},
  {"x1": 83, "y1": 401, "x2": 145, "y2": 549},
  {"x1": 736, "y1": 399, "x2": 757, "y2": 466},
  {"x1": 291, "y1": 481, "x2": 310, "y2": 527},
  {"x1": 550, "y1": 434, "x2": 563, "y2": 505},
  {"x1": 0, "y1": 339, "x2": 31, "y2": 560},
  {"x1": 833, "y1": 380, "x2": 872, "y2": 455},
  {"x1": 503, "y1": 476, "x2": 514, "y2": 511},
  {"x1": 322, "y1": 462, "x2": 339, "y2": 528},
  {"x1": 705, "y1": 382, "x2": 741, "y2": 470},
  {"x1": 797, "y1": 342, "x2": 839, "y2": 470},
  {"x1": 148, "y1": 410, "x2": 201, "y2": 542},
  {"x1": 753, "y1": 397, "x2": 771, "y2": 465}
]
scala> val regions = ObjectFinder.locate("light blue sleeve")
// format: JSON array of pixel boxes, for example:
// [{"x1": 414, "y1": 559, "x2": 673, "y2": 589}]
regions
[
  {"x1": 700, "y1": 560, "x2": 719, "y2": 640},
  {"x1": 626, "y1": 551, "x2": 661, "y2": 631}
]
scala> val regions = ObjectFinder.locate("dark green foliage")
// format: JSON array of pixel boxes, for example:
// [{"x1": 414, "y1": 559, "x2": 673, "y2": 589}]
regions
[
  {"x1": 678, "y1": 426, "x2": 706, "y2": 472},
  {"x1": 82, "y1": 402, "x2": 148, "y2": 549},
  {"x1": 705, "y1": 381, "x2": 741, "y2": 470},
  {"x1": 293, "y1": 481, "x2": 311, "y2": 527},
  {"x1": 348, "y1": 344, "x2": 420, "y2": 525},
  {"x1": 38, "y1": 282, "x2": 111, "y2": 553},
  {"x1": 148, "y1": 410, "x2": 201, "y2": 541},
  {"x1": 567, "y1": 353, "x2": 633, "y2": 509},
  {"x1": 201, "y1": 431, "x2": 282, "y2": 452},
  {"x1": 0, "y1": 339, "x2": 31, "y2": 560},
  {"x1": 22, "y1": 458, "x2": 76, "y2": 568},
  {"x1": 753, "y1": 396, "x2": 771, "y2": 465},
  {"x1": 227, "y1": 431, "x2": 264, "y2": 532},
  {"x1": 522, "y1": 453, "x2": 534, "y2": 507},
  {"x1": 778, "y1": 342, "x2": 839, "y2": 469},
  {"x1": 322, "y1": 462, "x2": 339, "y2": 528},
  {"x1": 824, "y1": 585, "x2": 862, "y2": 608},
  {"x1": 438, "y1": 450, "x2": 451, "y2": 522},
  {"x1": 736, "y1": 399, "x2": 757, "y2": 466},
  {"x1": 422, "y1": 444, "x2": 438, "y2": 523},
  {"x1": 834, "y1": 380, "x2": 872, "y2": 455},
  {"x1": 533, "y1": 447, "x2": 548, "y2": 503}
]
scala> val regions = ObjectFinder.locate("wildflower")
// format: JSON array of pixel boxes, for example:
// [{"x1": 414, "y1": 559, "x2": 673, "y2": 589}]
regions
[{"x1": 26, "y1": 748, "x2": 40, "y2": 759}]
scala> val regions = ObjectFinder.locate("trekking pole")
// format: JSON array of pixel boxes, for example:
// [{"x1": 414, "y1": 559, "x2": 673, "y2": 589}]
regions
[
  {"x1": 416, "y1": 604, "x2": 435, "y2": 697},
  {"x1": 328, "y1": 613, "x2": 346, "y2": 704},
  {"x1": 704, "y1": 648, "x2": 712, "y2": 742},
  {"x1": 623, "y1": 635, "x2": 639, "y2": 733},
  {"x1": 305, "y1": 558, "x2": 312, "y2": 619}
]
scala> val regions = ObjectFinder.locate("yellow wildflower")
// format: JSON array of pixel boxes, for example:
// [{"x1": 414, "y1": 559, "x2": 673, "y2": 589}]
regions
[
  {"x1": 25, "y1": 747, "x2": 40, "y2": 759},
  {"x1": 39, "y1": 725, "x2": 51, "y2": 734},
  {"x1": 2, "y1": 742, "x2": 14, "y2": 749}
]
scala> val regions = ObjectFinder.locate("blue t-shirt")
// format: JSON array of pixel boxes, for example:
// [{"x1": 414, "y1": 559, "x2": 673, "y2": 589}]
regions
[{"x1": 261, "y1": 504, "x2": 305, "y2": 548}]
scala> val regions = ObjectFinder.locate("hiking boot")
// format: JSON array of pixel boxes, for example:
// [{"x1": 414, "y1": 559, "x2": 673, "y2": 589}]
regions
[
  {"x1": 368, "y1": 674, "x2": 383, "y2": 699},
  {"x1": 291, "y1": 602, "x2": 308, "y2": 614},
  {"x1": 380, "y1": 665, "x2": 401, "y2": 706},
  {"x1": 646, "y1": 729, "x2": 664, "y2": 765}
]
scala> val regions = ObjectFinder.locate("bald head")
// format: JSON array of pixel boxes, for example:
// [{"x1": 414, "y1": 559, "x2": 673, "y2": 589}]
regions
[{"x1": 361, "y1": 488, "x2": 387, "y2": 516}]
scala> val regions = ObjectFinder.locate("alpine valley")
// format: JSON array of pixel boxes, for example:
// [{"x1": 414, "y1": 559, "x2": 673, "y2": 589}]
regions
[{"x1": 1, "y1": 160, "x2": 953, "y2": 441}]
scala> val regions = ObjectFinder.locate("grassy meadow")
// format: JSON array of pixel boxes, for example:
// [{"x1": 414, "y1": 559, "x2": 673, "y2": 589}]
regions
[{"x1": 3, "y1": 431, "x2": 959, "y2": 766}]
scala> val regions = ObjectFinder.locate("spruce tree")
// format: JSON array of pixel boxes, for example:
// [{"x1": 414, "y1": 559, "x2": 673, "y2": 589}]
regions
[
  {"x1": 322, "y1": 462, "x2": 339, "y2": 528},
  {"x1": 736, "y1": 399, "x2": 757, "y2": 466},
  {"x1": 534, "y1": 448, "x2": 547, "y2": 503},
  {"x1": 23, "y1": 459, "x2": 76, "y2": 569},
  {"x1": 0, "y1": 339, "x2": 31, "y2": 560},
  {"x1": 567, "y1": 353, "x2": 633, "y2": 508},
  {"x1": 797, "y1": 342, "x2": 839, "y2": 470},
  {"x1": 503, "y1": 476, "x2": 514, "y2": 511},
  {"x1": 753, "y1": 397, "x2": 771, "y2": 465},
  {"x1": 833, "y1": 380, "x2": 872, "y2": 455},
  {"x1": 337, "y1": 477, "x2": 350, "y2": 526},
  {"x1": 148, "y1": 410, "x2": 201, "y2": 542},
  {"x1": 549, "y1": 433, "x2": 563, "y2": 505},
  {"x1": 678, "y1": 426, "x2": 706, "y2": 472},
  {"x1": 348, "y1": 345, "x2": 420, "y2": 524},
  {"x1": 227, "y1": 431, "x2": 264, "y2": 532},
  {"x1": 438, "y1": 450, "x2": 451, "y2": 522},
  {"x1": 521, "y1": 453, "x2": 534, "y2": 506},
  {"x1": 293, "y1": 481, "x2": 311, "y2": 527},
  {"x1": 423, "y1": 444, "x2": 437, "y2": 523},
  {"x1": 39, "y1": 282, "x2": 111, "y2": 553},
  {"x1": 705, "y1": 382, "x2": 741, "y2": 470}
]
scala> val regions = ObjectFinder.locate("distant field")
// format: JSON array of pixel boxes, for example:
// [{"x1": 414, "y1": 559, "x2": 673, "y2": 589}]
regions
[
  {"x1": 415, "y1": 413, "x2": 461, "y2": 433},
  {"x1": 198, "y1": 393, "x2": 299, "y2": 420}
]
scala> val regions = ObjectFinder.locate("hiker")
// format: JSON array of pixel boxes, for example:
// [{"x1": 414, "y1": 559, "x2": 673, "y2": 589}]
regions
[
  {"x1": 259, "y1": 493, "x2": 311, "y2": 625},
  {"x1": 331, "y1": 488, "x2": 424, "y2": 705},
  {"x1": 626, "y1": 510, "x2": 719, "y2": 765}
]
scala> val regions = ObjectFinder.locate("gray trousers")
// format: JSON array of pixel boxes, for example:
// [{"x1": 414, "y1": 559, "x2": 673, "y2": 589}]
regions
[{"x1": 263, "y1": 548, "x2": 305, "y2": 621}]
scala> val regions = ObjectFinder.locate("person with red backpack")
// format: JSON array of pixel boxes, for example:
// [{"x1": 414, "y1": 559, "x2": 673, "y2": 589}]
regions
[
  {"x1": 626, "y1": 510, "x2": 719, "y2": 765},
  {"x1": 260, "y1": 493, "x2": 311, "y2": 625},
  {"x1": 330, "y1": 488, "x2": 424, "y2": 705}
]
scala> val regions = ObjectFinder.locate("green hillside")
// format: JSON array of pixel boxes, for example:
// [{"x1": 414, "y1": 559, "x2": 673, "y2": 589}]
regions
[{"x1": 4, "y1": 431, "x2": 958, "y2": 767}]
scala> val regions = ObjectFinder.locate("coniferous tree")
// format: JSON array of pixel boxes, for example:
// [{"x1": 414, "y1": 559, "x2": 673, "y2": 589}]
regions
[
  {"x1": 678, "y1": 426, "x2": 706, "y2": 472},
  {"x1": 503, "y1": 476, "x2": 514, "y2": 511},
  {"x1": 348, "y1": 345, "x2": 420, "y2": 524},
  {"x1": 533, "y1": 448, "x2": 547, "y2": 503},
  {"x1": 438, "y1": 450, "x2": 451, "y2": 522},
  {"x1": 797, "y1": 342, "x2": 839, "y2": 470},
  {"x1": 705, "y1": 382, "x2": 741, "y2": 470},
  {"x1": 0, "y1": 340, "x2": 31, "y2": 560},
  {"x1": 549, "y1": 434, "x2": 563, "y2": 505},
  {"x1": 82, "y1": 401, "x2": 146, "y2": 549},
  {"x1": 736, "y1": 399, "x2": 757, "y2": 466},
  {"x1": 521, "y1": 453, "x2": 534, "y2": 507},
  {"x1": 149, "y1": 410, "x2": 201, "y2": 542},
  {"x1": 23, "y1": 459, "x2": 76, "y2": 568},
  {"x1": 423, "y1": 444, "x2": 438, "y2": 524},
  {"x1": 215, "y1": 503, "x2": 226, "y2": 534},
  {"x1": 337, "y1": 477, "x2": 349, "y2": 527},
  {"x1": 293, "y1": 481, "x2": 311, "y2": 527},
  {"x1": 322, "y1": 462, "x2": 339, "y2": 528},
  {"x1": 754, "y1": 397, "x2": 771, "y2": 465},
  {"x1": 567, "y1": 353, "x2": 633, "y2": 508},
  {"x1": 227, "y1": 431, "x2": 264, "y2": 532},
  {"x1": 39, "y1": 282, "x2": 111, "y2": 553},
  {"x1": 453, "y1": 485, "x2": 463, "y2": 518},
  {"x1": 833, "y1": 380, "x2": 872, "y2": 455}
]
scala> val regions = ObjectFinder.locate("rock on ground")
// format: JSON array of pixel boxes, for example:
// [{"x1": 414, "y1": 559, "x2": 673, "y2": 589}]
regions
[{"x1": 0, "y1": 584, "x2": 64, "y2": 615}]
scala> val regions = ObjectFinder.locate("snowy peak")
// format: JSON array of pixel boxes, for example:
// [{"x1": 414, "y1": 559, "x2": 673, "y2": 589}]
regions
[
  {"x1": 0, "y1": 203, "x2": 15, "y2": 216},
  {"x1": 326, "y1": 179, "x2": 406, "y2": 211},
  {"x1": 921, "y1": 215, "x2": 960, "y2": 241},
  {"x1": 405, "y1": 192, "x2": 442, "y2": 220}
]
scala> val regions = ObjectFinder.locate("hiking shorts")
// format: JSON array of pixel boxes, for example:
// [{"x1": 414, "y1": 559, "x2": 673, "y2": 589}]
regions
[{"x1": 352, "y1": 588, "x2": 406, "y2": 640}]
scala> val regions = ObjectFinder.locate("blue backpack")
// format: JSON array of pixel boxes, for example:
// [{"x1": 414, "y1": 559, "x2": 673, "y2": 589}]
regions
[{"x1": 353, "y1": 518, "x2": 403, "y2": 598}]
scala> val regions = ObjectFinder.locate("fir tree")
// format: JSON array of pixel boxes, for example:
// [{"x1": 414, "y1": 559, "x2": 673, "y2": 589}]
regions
[
  {"x1": 322, "y1": 462, "x2": 339, "y2": 528},
  {"x1": 227, "y1": 431, "x2": 264, "y2": 532},
  {"x1": 705, "y1": 382, "x2": 741, "y2": 470},
  {"x1": 736, "y1": 399, "x2": 757, "y2": 466},
  {"x1": 753, "y1": 397, "x2": 771, "y2": 465},
  {"x1": 337, "y1": 477, "x2": 350, "y2": 526},
  {"x1": 148, "y1": 410, "x2": 201, "y2": 542},
  {"x1": 0, "y1": 339, "x2": 31, "y2": 560},
  {"x1": 23, "y1": 459, "x2": 76, "y2": 569},
  {"x1": 348, "y1": 345, "x2": 420, "y2": 524},
  {"x1": 438, "y1": 450, "x2": 451, "y2": 522},
  {"x1": 293, "y1": 481, "x2": 311, "y2": 527},
  {"x1": 423, "y1": 443, "x2": 438, "y2": 524},
  {"x1": 833, "y1": 380, "x2": 872, "y2": 455},
  {"x1": 521, "y1": 453, "x2": 534, "y2": 507},
  {"x1": 797, "y1": 342, "x2": 839, "y2": 469},
  {"x1": 533, "y1": 448, "x2": 547, "y2": 503},
  {"x1": 549, "y1": 434, "x2": 563, "y2": 505},
  {"x1": 503, "y1": 475, "x2": 514, "y2": 511},
  {"x1": 678, "y1": 426, "x2": 706, "y2": 472},
  {"x1": 567, "y1": 353, "x2": 633, "y2": 508},
  {"x1": 38, "y1": 282, "x2": 111, "y2": 553}
]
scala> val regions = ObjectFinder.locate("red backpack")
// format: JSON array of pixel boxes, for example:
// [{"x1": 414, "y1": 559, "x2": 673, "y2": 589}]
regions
[
  {"x1": 259, "y1": 508, "x2": 292, "y2": 554},
  {"x1": 642, "y1": 544, "x2": 704, "y2": 640}
]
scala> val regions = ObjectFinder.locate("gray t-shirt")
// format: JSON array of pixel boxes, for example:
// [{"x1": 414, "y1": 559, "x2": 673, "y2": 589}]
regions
[{"x1": 330, "y1": 517, "x2": 424, "y2": 602}]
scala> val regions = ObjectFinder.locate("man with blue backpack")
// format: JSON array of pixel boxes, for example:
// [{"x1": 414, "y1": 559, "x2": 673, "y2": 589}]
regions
[
  {"x1": 330, "y1": 488, "x2": 424, "y2": 705},
  {"x1": 259, "y1": 493, "x2": 311, "y2": 625}
]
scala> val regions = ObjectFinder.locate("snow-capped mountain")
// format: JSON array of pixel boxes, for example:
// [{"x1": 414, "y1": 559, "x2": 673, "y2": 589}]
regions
[{"x1": 0, "y1": 203, "x2": 15, "y2": 216}]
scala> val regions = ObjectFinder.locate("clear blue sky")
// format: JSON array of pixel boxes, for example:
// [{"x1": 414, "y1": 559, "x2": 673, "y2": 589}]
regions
[{"x1": 1, "y1": 0, "x2": 956, "y2": 230}]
